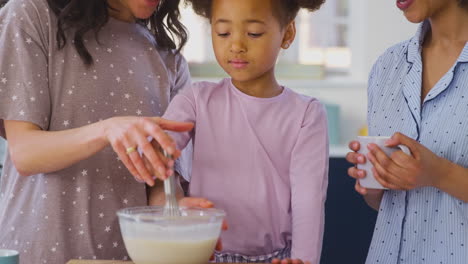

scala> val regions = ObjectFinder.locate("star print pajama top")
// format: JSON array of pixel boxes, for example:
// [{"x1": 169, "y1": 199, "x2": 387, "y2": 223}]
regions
[{"x1": 0, "y1": 0, "x2": 191, "y2": 263}]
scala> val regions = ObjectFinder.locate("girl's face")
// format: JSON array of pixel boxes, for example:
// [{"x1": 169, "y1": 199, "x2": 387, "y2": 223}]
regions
[
  {"x1": 396, "y1": 0, "x2": 455, "y2": 23},
  {"x1": 211, "y1": 0, "x2": 295, "y2": 84},
  {"x1": 108, "y1": 0, "x2": 160, "y2": 22}
]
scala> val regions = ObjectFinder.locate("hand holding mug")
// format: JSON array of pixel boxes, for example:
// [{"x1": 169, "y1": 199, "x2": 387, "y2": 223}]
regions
[
  {"x1": 346, "y1": 140, "x2": 383, "y2": 196},
  {"x1": 357, "y1": 136, "x2": 411, "y2": 189},
  {"x1": 367, "y1": 132, "x2": 445, "y2": 190}
]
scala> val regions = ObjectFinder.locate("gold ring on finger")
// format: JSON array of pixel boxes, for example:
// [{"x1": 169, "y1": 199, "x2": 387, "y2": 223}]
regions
[{"x1": 126, "y1": 146, "x2": 137, "y2": 155}]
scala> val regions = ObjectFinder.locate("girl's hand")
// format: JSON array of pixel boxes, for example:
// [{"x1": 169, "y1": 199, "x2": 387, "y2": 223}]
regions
[
  {"x1": 179, "y1": 196, "x2": 229, "y2": 233},
  {"x1": 181, "y1": 198, "x2": 229, "y2": 233},
  {"x1": 178, "y1": 197, "x2": 229, "y2": 232},
  {"x1": 367, "y1": 132, "x2": 444, "y2": 190},
  {"x1": 179, "y1": 197, "x2": 215, "y2": 208},
  {"x1": 271, "y1": 258, "x2": 310, "y2": 264},
  {"x1": 178, "y1": 197, "x2": 228, "y2": 261},
  {"x1": 103, "y1": 116, "x2": 193, "y2": 186}
]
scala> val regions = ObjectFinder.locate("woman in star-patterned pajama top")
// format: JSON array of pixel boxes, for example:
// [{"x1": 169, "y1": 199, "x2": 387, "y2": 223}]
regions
[
  {"x1": 347, "y1": 0, "x2": 468, "y2": 263},
  {"x1": 0, "y1": 0, "x2": 194, "y2": 263}
]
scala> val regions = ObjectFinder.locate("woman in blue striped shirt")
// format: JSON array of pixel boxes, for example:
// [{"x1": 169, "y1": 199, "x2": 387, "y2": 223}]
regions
[{"x1": 347, "y1": 0, "x2": 468, "y2": 263}]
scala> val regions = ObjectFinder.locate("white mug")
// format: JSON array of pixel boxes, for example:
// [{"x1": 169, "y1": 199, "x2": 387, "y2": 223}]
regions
[{"x1": 357, "y1": 136, "x2": 411, "y2": 189}]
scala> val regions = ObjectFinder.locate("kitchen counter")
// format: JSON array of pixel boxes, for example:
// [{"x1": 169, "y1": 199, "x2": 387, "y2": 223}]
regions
[
  {"x1": 67, "y1": 261, "x2": 131, "y2": 264},
  {"x1": 67, "y1": 261, "x2": 244, "y2": 264}
]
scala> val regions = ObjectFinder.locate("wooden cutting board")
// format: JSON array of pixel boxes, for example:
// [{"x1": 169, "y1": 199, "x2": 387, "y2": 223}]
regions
[{"x1": 67, "y1": 261, "x2": 240, "y2": 264}]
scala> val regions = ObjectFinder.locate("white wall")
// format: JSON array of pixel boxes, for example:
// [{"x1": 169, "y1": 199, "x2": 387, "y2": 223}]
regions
[
  {"x1": 291, "y1": 0, "x2": 418, "y2": 145},
  {"x1": 354, "y1": 0, "x2": 418, "y2": 79}
]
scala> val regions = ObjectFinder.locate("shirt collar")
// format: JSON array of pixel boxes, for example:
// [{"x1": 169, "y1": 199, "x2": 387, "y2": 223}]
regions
[
  {"x1": 458, "y1": 42, "x2": 468, "y2": 63},
  {"x1": 406, "y1": 20, "x2": 430, "y2": 64}
]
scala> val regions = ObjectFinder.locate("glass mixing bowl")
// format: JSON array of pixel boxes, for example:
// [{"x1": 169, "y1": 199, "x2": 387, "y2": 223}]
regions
[{"x1": 117, "y1": 206, "x2": 225, "y2": 264}]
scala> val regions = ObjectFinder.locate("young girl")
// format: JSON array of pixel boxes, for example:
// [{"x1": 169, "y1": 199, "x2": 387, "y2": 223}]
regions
[{"x1": 157, "y1": 0, "x2": 328, "y2": 263}]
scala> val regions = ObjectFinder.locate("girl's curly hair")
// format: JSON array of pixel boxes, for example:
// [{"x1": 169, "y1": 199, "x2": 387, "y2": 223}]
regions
[{"x1": 185, "y1": 0, "x2": 325, "y2": 26}]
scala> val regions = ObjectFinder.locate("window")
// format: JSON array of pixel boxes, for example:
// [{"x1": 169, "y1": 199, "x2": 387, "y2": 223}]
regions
[{"x1": 180, "y1": 0, "x2": 352, "y2": 80}]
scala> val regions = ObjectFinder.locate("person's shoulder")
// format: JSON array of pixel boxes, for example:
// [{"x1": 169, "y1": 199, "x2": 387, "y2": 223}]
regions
[
  {"x1": 284, "y1": 88, "x2": 326, "y2": 117},
  {"x1": 156, "y1": 48, "x2": 184, "y2": 68},
  {"x1": 152, "y1": 48, "x2": 190, "y2": 86},
  {"x1": 285, "y1": 87, "x2": 322, "y2": 107},
  {"x1": 192, "y1": 78, "x2": 228, "y2": 94},
  {"x1": 374, "y1": 39, "x2": 412, "y2": 67},
  {"x1": 0, "y1": 0, "x2": 52, "y2": 23},
  {"x1": 171, "y1": 79, "x2": 225, "y2": 106},
  {"x1": 0, "y1": 0, "x2": 53, "y2": 40}
]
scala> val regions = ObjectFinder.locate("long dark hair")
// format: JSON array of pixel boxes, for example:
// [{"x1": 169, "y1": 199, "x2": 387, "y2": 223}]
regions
[{"x1": 47, "y1": 0, "x2": 188, "y2": 66}]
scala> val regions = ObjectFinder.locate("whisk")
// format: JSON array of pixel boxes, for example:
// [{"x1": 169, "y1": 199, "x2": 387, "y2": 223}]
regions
[{"x1": 162, "y1": 150, "x2": 181, "y2": 217}]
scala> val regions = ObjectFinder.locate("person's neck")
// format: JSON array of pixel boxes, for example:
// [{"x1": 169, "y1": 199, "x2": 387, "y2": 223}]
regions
[
  {"x1": 427, "y1": 4, "x2": 468, "y2": 46},
  {"x1": 108, "y1": 0, "x2": 135, "y2": 23},
  {"x1": 231, "y1": 72, "x2": 282, "y2": 98}
]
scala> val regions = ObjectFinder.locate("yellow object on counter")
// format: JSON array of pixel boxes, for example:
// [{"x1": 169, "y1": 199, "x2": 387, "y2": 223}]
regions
[{"x1": 358, "y1": 125, "x2": 368, "y2": 136}]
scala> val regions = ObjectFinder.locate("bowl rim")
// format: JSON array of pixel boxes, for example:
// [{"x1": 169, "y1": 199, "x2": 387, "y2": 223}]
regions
[{"x1": 116, "y1": 205, "x2": 226, "y2": 222}]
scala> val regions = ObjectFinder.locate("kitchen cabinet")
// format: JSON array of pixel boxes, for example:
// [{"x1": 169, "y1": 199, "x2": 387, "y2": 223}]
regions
[{"x1": 320, "y1": 158, "x2": 377, "y2": 264}]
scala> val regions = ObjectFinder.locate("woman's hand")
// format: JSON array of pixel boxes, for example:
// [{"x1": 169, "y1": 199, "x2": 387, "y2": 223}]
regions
[
  {"x1": 346, "y1": 140, "x2": 385, "y2": 210},
  {"x1": 141, "y1": 139, "x2": 176, "y2": 181},
  {"x1": 367, "y1": 132, "x2": 444, "y2": 190},
  {"x1": 271, "y1": 258, "x2": 310, "y2": 264},
  {"x1": 103, "y1": 116, "x2": 193, "y2": 186},
  {"x1": 346, "y1": 141, "x2": 384, "y2": 195}
]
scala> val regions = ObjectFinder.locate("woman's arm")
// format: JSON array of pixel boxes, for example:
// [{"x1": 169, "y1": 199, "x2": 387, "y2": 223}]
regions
[
  {"x1": 4, "y1": 117, "x2": 193, "y2": 185},
  {"x1": 362, "y1": 189, "x2": 385, "y2": 211},
  {"x1": 438, "y1": 161, "x2": 468, "y2": 203},
  {"x1": 5, "y1": 120, "x2": 107, "y2": 177}
]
